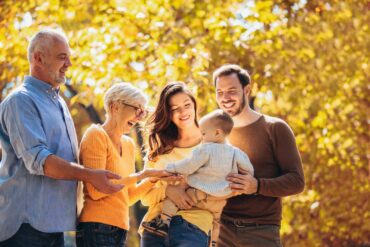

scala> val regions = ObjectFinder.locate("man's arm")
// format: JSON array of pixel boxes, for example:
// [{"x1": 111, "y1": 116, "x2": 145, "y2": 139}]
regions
[
  {"x1": 3, "y1": 94, "x2": 123, "y2": 194},
  {"x1": 228, "y1": 120, "x2": 305, "y2": 196},
  {"x1": 258, "y1": 120, "x2": 305, "y2": 196},
  {"x1": 43, "y1": 155, "x2": 123, "y2": 194}
]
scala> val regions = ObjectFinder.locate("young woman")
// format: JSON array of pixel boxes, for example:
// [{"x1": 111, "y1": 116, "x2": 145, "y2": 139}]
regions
[
  {"x1": 76, "y1": 83, "x2": 176, "y2": 247},
  {"x1": 140, "y1": 82, "x2": 213, "y2": 247}
]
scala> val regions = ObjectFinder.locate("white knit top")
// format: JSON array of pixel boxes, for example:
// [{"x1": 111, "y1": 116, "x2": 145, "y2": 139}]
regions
[{"x1": 165, "y1": 143, "x2": 254, "y2": 197}]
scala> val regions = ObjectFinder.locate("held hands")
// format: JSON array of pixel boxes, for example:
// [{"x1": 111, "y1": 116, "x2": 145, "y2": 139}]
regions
[
  {"x1": 89, "y1": 169, "x2": 124, "y2": 194},
  {"x1": 142, "y1": 168, "x2": 183, "y2": 183},
  {"x1": 227, "y1": 170, "x2": 258, "y2": 195}
]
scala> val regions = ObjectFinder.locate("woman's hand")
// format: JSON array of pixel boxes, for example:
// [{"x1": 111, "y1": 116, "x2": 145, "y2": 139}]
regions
[
  {"x1": 143, "y1": 168, "x2": 172, "y2": 178},
  {"x1": 165, "y1": 184, "x2": 194, "y2": 210},
  {"x1": 142, "y1": 168, "x2": 183, "y2": 182}
]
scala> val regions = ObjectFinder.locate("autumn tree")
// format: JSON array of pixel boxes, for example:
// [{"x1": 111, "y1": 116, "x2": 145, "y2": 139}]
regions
[{"x1": 0, "y1": 0, "x2": 368, "y2": 246}]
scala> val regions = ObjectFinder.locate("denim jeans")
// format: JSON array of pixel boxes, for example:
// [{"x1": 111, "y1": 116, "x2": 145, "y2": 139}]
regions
[
  {"x1": 76, "y1": 222, "x2": 127, "y2": 247},
  {"x1": 141, "y1": 216, "x2": 209, "y2": 247},
  {"x1": 0, "y1": 223, "x2": 64, "y2": 247}
]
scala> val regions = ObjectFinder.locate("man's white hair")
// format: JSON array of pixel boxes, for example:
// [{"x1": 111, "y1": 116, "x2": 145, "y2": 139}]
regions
[
  {"x1": 27, "y1": 29, "x2": 68, "y2": 62},
  {"x1": 104, "y1": 82, "x2": 148, "y2": 113}
]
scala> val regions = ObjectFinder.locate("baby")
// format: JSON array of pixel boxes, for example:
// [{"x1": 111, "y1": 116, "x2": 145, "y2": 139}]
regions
[{"x1": 142, "y1": 109, "x2": 254, "y2": 246}]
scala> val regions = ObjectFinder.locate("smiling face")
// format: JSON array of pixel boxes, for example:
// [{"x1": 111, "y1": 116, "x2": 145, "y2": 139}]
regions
[
  {"x1": 41, "y1": 37, "x2": 72, "y2": 87},
  {"x1": 216, "y1": 73, "x2": 249, "y2": 117},
  {"x1": 112, "y1": 101, "x2": 146, "y2": 134},
  {"x1": 169, "y1": 92, "x2": 196, "y2": 130}
]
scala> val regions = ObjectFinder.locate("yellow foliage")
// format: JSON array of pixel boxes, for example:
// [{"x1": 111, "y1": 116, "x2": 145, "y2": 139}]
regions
[{"x1": 0, "y1": 0, "x2": 369, "y2": 246}]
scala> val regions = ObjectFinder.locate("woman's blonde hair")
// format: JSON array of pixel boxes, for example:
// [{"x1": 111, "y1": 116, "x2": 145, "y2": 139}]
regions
[{"x1": 104, "y1": 82, "x2": 147, "y2": 114}]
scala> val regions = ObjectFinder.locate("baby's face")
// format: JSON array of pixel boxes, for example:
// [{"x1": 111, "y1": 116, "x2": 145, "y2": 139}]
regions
[{"x1": 200, "y1": 120, "x2": 223, "y2": 143}]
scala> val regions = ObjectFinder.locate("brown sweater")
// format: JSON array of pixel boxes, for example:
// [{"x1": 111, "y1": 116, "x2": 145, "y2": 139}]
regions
[{"x1": 222, "y1": 115, "x2": 305, "y2": 225}]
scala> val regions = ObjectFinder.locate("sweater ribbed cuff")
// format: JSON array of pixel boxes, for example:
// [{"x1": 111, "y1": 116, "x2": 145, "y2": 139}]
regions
[{"x1": 255, "y1": 178, "x2": 260, "y2": 194}]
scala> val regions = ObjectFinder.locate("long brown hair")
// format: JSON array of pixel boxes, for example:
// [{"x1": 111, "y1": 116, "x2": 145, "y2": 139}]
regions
[{"x1": 147, "y1": 82, "x2": 198, "y2": 161}]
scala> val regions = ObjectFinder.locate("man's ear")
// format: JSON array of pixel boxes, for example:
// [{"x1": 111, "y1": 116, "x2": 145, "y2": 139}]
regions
[
  {"x1": 33, "y1": 51, "x2": 45, "y2": 66},
  {"x1": 244, "y1": 84, "x2": 251, "y2": 97}
]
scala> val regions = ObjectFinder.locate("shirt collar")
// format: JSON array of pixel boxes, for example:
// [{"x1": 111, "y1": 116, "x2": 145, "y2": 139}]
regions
[{"x1": 24, "y1": 76, "x2": 60, "y2": 94}]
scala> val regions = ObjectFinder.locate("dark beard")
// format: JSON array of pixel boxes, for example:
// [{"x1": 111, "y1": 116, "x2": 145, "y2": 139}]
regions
[{"x1": 231, "y1": 94, "x2": 246, "y2": 117}]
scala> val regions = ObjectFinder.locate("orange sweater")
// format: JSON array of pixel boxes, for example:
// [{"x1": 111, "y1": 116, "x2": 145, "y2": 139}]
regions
[{"x1": 79, "y1": 124, "x2": 153, "y2": 230}]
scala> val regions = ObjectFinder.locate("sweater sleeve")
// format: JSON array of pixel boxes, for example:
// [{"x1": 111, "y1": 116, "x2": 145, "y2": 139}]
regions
[
  {"x1": 115, "y1": 137, "x2": 155, "y2": 206},
  {"x1": 165, "y1": 146, "x2": 210, "y2": 175},
  {"x1": 128, "y1": 179, "x2": 155, "y2": 206},
  {"x1": 235, "y1": 148, "x2": 254, "y2": 176},
  {"x1": 259, "y1": 121, "x2": 305, "y2": 197},
  {"x1": 79, "y1": 128, "x2": 110, "y2": 200},
  {"x1": 140, "y1": 160, "x2": 167, "y2": 206}
]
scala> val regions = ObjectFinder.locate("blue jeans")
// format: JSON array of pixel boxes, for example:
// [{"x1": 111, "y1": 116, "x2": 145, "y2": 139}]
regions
[
  {"x1": 76, "y1": 222, "x2": 127, "y2": 247},
  {"x1": 0, "y1": 223, "x2": 64, "y2": 247},
  {"x1": 141, "y1": 216, "x2": 209, "y2": 247}
]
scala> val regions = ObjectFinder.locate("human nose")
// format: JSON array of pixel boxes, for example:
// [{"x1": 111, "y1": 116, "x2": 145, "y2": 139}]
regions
[
  {"x1": 178, "y1": 106, "x2": 189, "y2": 115},
  {"x1": 223, "y1": 92, "x2": 232, "y2": 101},
  {"x1": 65, "y1": 57, "x2": 72, "y2": 67},
  {"x1": 137, "y1": 109, "x2": 149, "y2": 120},
  {"x1": 136, "y1": 110, "x2": 145, "y2": 120}
]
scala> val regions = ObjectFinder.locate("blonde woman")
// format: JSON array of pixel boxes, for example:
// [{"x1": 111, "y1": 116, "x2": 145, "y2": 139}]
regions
[{"x1": 76, "y1": 83, "x2": 177, "y2": 247}]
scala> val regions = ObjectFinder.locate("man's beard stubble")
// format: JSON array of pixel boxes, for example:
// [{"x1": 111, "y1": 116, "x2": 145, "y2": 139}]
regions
[{"x1": 229, "y1": 94, "x2": 246, "y2": 117}]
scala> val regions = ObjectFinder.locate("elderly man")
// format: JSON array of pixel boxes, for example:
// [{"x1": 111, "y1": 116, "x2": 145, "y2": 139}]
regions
[
  {"x1": 0, "y1": 29, "x2": 123, "y2": 246},
  {"x1": 213, "y1": 64, "x2": 305, "y2": 247}
]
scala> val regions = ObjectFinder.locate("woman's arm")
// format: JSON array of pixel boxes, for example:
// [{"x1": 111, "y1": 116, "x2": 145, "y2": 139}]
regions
[
  {"x1": 126, "y1": 168, "x2": 179, "y2": 205},
  {"x1": 139, "y1": 160, "x2": 169, "y2": 206},
  {"x1": 128, "y1": 179, "x2": 156, "y2": 206},
  {"x1": 120, "y1": 168, "x2": 176, "y2": 186}
]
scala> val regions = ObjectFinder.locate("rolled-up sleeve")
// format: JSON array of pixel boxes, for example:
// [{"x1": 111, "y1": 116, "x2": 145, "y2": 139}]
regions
[{"x1": 3, "y1": 94, "x2": 51, "y2": 175}]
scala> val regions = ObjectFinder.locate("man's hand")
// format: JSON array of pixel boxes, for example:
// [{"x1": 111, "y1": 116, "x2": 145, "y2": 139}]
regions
[
  {"x1": 227, "y1": 172, "x2": 258, "y2": 195},
  {"x1": 43, "y1": 155, "x2": 124, "y2": 193},
  {"x1": 88, "y1": 169, "x2": 124, "y2": 194},
  {"x1": 166, "y1": 184, "x2": 194, "y2": 210}
]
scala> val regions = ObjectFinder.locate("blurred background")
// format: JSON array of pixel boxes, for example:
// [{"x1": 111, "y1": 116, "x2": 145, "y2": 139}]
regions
[{"x1": 0, "y1": 0, "x2": 369, "y2": 246}]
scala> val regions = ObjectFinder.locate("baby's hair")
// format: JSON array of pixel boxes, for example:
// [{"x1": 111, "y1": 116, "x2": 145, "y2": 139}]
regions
[{"x1": 201, "y1": 109, "x2": 234, "y2": 135}]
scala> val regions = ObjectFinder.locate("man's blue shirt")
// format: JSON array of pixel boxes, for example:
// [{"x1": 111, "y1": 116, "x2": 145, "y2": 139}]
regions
[{"x1": 0, "y1": 76, "x2": 78, "y2": 240}]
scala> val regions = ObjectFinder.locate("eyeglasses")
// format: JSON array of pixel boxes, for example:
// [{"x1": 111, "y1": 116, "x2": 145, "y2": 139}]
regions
[{"x1": 121, "y1": 102, "x2": 149, "y2": 119}]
